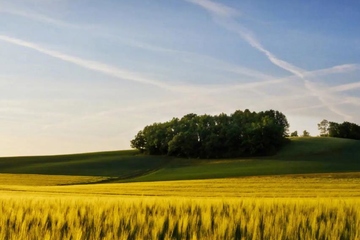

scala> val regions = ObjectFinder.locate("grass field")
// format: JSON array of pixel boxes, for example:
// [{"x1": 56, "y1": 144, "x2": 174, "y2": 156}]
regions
[
  {"x1": 0, "y1": 150, "x2": 171, "y2": 180},
  {"x1": 133, "y1": 137, "x2": 360, "y2": 182},
  {"x1": 1, "y1": 137, "x2": 360, "y2": 183},
  {"x1": 1, "y1": 137, "x2": 360, "y2": 239}
]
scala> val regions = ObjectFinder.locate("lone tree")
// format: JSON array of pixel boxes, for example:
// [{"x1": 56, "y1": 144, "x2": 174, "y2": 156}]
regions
[
  {"x1": 302, "y1": 130, "x2": 310, "y2": 137},
  {"x1": 318, "y1": 119, "x2": 329, "y2": 136}
]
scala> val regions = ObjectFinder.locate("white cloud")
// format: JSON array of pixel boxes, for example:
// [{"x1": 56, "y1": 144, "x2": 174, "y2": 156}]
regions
[
  {"x1": 0, "y1": 35, "x2": 181, "y2": 91},
  {"x1": 305, "y1": 64, "x2": 360, "y2": 77},
  {"x1": 185, "y1": 0, "x2": 239, "y2": 17},
  {"x1": 0, "y1": 5, "x2": 280, "y2": 90},
  {"x1": 329, "y1": 81, "x2": 360, "y2": 93},
  {"x1": 0, "y1": 8, "x2": 90, "y2": 29},
  {"x1": 303, "y1": 80, "x2": 353, "y2": 121},
  {"x1": 342, "y1": 97, "x2": 360, "y2": 106},
  {"x1": 184, "y1": 0, "x2": 357, "y2": 120},
  {"x1": 0, "y1": 35, "x2": 294, "y2": 96},
  {"x1": 217, "y1": 19, "x2": 307, "y2": 77}
]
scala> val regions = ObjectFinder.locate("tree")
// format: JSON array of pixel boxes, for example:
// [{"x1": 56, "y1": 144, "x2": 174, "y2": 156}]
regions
[
  {"x1": 130, "y1": 109, "x2": 290, "y2": 158},
  {"x1": 318, "y1": 119, "x2": 329, "y2": 136},
  {"x1": 302, "y1": 130, "x2": 310, "y2": 137},
  {"x1": 328, "y1": 122, "x2": 340, "y2": 137},
  {"x1": 130, "y1": 130, "x2": 146, "y2": 153},
  {"x1": 290, "y1": 131, "x2": 298, "y2": 137},
  {"x1": 328, "y1": 121, "x2": 360, "y2": 140}
]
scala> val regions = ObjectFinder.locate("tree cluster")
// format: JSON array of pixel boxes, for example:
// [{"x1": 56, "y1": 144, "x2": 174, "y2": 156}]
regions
[
  {"x1": 290, "y1": 131, "x2": 298, "y2": 137},
  {"x1": 131, "y1": 109, "x2": 290, "y2": 158},
  {"x1": 328, "y1": 121, "x2": 360, "y2": 140}
]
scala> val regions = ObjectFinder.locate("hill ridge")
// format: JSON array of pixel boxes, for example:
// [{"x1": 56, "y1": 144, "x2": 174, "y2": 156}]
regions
[{"x1": 0, "y1": 137, "x2": 359, "y2": 183}]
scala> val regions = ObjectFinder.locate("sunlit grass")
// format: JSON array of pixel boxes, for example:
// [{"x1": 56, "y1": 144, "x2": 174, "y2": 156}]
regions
[{"x1": 3, "y1": 173, "x2": 359, "y2": 198}]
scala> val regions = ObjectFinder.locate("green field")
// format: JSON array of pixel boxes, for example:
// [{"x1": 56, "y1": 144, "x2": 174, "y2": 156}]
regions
[
  {"x1": 0, "y1": 150, "x2": 170, "y2": 181},
  {"x1": 1, "y1": 137, "x2": 359, "y2": 184}
]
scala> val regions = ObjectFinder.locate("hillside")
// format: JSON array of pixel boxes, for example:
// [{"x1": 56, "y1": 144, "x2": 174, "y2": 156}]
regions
[
  {"x1": 0, "y1": 150, "x2": 171, "y2": 179},
  {"x1": 132, "y1": 137, "x2": 360, "y2": 182},
  {"x1": 0, "y1": 137, "x2": 359, "y2": 184}
]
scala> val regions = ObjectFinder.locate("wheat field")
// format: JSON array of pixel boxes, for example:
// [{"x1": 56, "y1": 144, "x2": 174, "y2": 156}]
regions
[
  {"x1": 1, "y1": 173, "x2": 360, "y2": 239},
  {"x1": 1, "y1": 196, "x2": 359, "y2": 240},
  {"x1": 0, "y1": 173, "x2": 109, "y2": 186}
]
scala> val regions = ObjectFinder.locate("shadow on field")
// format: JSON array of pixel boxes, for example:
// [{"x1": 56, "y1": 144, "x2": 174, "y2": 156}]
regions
[{"x1": 1, "y1": 137, "x2": 359, "y2": 183}]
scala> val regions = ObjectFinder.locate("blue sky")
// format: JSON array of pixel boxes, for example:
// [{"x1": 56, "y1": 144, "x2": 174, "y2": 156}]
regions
[{"x1": 0, "y1": 0, "x2": 359, "y2": 156}]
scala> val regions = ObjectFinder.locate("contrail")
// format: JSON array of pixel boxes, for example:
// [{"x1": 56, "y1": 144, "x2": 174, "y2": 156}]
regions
[
  {"x1": 0, "y1": 35, "x2": 292, "y2": 95},
  {"x1": 185, "y1": 0, "x2": 355, "y2": 120},
  {"x1": 3, "y1": 6, "x2": 276, "y2": 84},
  {"x1": 184, "y1": 0, "x2": 239, "y2": 17},
  {"x1": 329, "y1": 81, "x2": 360, "y2": 93},
  {"x1": 0, "y1": 35, "x2": 178, "y2": 91},
  {"x1": 0, "y1": 8, "x2": 89, "y2": 29}
]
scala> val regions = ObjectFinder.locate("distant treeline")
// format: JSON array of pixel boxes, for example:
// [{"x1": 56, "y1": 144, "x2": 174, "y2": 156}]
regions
[
  {"x1": 328, "y1": 121, "x2": 360, "y2": 140},
  {"x1": 131, "y1": 109, "x2": 289, "y2": 158}
]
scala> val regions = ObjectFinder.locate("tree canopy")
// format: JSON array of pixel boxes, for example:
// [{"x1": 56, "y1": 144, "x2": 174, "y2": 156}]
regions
[
  {"x1": 131, "y1": 109, "x2": 290, "y2": 158},
  {"x1": 290, "y1": 131, "x2": 298, "y2": 137},
  {"x1": 318, "y1": 119, "x2": 329, "y2": 137},
  {"x1": 328, "y1": 121, "x2": 360, "y2": 140},
  {"x1": 302, "y1": 130, "x2": 310, "y2": 137}
]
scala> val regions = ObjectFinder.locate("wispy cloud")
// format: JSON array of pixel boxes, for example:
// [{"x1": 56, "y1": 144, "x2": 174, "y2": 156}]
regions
[
  {"x1": 217, "y1": 19, "x2": 307, "y2": 78},
  {"x1": 0, "y1": 35, "x2": 181, "y2": 91},
  {"x1": 104, "y1": 34, "x2": 275, "y2": 82},
  {"x1": 303, "y1": 80, "x2": 353, "y2": 120},
  {"x1": 184, "y1": 0, "x2": 239, "y2": 17},
  {"x1": 0, "y1": 8, "x2": 92, "y2": 29},
  {"x1": 0, "y1": 4, "x2": 284, "y2": 92},
  {"x1": 185, "y1": 0, "x2": 356, "y2": 120},
  {"x1": 3, "y1": 2, "x2": 357, "y2": 118},
  {"x1": 0, "y1": 35, "x2": 293, "y2": 96},
  {"x1": 329, "y1": 81, "x2": 360, "y2": 93},
  {"x1": 1, "y1": 4, "x2": 284, "y2": 93},
  {"x1": 305, "y1": 64, "x2": 360, "y2": 77},
  {"x1": 342, "y1": 97, "x2": 360, "y2": 106}
]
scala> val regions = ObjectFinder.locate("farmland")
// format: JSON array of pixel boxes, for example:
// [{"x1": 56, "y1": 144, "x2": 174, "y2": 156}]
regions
[
  {"x1": 1, "y1": 174, "x2": 360, "y2": 239},
  {"x1": 1, "y1": 137, "x2": 360, "y2": 239},
  {"x1": 1, "y1": 196, "x2": 359, "y2": 240}
]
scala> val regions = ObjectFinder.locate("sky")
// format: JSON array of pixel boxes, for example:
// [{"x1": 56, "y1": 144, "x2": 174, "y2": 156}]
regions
[{"x1": 0, "y1": 0, "x2": 359, "y2": 156}]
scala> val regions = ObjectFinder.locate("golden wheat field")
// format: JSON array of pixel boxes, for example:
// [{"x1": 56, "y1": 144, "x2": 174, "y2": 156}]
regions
[
  {"x1": 0, "y1": 174, "x2": 109, "y2": 186},
  {"x1": 1, "y1": 173, "x2": 360, "y2": 240}
]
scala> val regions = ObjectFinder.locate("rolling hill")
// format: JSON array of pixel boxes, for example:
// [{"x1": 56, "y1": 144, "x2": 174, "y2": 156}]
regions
[{"x1": 0, "y1": 137, "x2": 359, "y2": 184}]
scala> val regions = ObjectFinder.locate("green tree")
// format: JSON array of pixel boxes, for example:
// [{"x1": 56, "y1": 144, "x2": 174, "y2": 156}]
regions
[
  {"x1": 328, "y1": 121, "x2": 360, "y2": 140},
  {"x1": 302, "y1": 130, "x2": 310, "y2": 137},
  {"x1": 130, "y1": 109, "x2": 291, "y2": 158},
  {"x1": 290, "y1": 131, "x2": 298, "y2": 137},
  {"x1": 130, "y1": 130, "x2": 146, "y2": 152},
  {"x1": 328, "y1": 122, "x2": 340, "y2": 137},
  {"x1": 318, "y1": 119, "x2": 329, "y2": 136}
]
